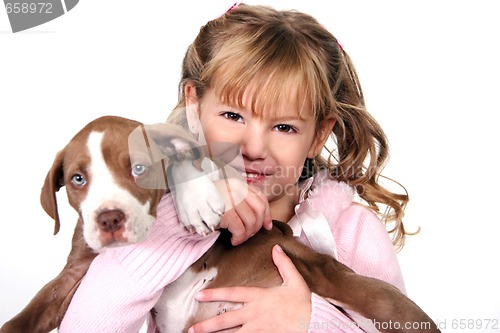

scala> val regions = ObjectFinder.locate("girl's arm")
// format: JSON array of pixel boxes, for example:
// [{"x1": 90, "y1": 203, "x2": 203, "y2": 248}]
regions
[{"x1": 59, "y1": 194, "x2": 219, "y2": 333}]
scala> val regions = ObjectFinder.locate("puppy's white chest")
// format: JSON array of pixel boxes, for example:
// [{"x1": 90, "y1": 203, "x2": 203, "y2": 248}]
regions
[{"x1": 153, "y1": 267, "x2": 217, "y2": 333}]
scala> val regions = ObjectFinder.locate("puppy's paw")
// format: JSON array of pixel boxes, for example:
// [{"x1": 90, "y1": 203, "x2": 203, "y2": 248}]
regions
[
  {"x1": 199, "y1": 193, "x2": 225, "y2": 231},
  {"x1": 185, "y1": 187, "x2": 224, "y2": 235},
  {"x1": 171, "y1": 165, "x2": 225, "y2": 235},
  {"x1": 179, "y1": 206, "x2": 222, "y2": 236}
]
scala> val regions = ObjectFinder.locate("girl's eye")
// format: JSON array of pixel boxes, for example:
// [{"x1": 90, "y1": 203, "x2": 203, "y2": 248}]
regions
[
  {"x1": 132, "y1": 164, "x2": 147, "y2": 177},
  {"x1": 222, "y1": 111, "x2": 243, "y2": 123},
  {"x1": 274, "y1": 124, "x2": 296, "y2": 133},
  {"x1": 71, "y1": 174, "x2": 86, "y2": 186}
]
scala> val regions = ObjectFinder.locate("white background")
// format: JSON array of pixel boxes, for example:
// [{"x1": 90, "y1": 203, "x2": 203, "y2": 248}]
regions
[{"x1": 1, "y1": 1, "x2": 499, "y2": 332}]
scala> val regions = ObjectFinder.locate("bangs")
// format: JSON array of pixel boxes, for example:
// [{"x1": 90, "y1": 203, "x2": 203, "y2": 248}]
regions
[{"x1": 200, "y1": 28, "x2": 329, "y2": 122}]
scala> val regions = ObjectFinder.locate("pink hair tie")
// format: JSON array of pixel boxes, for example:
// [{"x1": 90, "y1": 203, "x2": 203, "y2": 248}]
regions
[
  {"x1": 319, "y1": 23, "x2": 344, "y2": 51},
  {"x1": 226, "y1": 1, "x2": 241, "y2": 12},
  {"x1": 337, "y1": 39, "x2": 344, "y2": 50},
  {"x1": 214, "y1": 1, "x2": 241, "y2": 19}
]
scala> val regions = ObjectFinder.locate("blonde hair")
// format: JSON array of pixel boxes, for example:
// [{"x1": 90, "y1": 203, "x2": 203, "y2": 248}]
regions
[{"x1": 168, "y1": 4, "x2": 411, "y2": 249}]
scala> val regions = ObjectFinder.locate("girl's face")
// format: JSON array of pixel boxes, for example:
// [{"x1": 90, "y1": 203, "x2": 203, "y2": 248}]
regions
[{"x1": 186, "y1": 84, "x2": 334, "y2": 203}]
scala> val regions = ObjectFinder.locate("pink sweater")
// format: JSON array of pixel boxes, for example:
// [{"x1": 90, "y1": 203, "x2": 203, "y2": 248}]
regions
[{"x1": 60, "y1": 173, "x2": 405, "y2": 332}]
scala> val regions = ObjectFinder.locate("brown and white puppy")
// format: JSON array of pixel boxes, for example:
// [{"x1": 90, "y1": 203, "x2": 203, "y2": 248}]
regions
[
  {"x1": 0, "y1": 115, "x2": 223, "y2": 333},
  {"x1": 0, "y1": 116, "x2": 440, "y2": 333}
]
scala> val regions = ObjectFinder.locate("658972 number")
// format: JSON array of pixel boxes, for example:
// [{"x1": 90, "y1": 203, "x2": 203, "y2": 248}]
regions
[
  {"x1": 5, "y1": 2, "x2": 53, "y2": 14},
  {"x1": 451, "y1": 318, "x2": 498, "y2": 330}
]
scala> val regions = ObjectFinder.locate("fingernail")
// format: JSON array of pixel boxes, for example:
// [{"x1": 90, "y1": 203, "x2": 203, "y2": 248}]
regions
[
  {"x1": 275, "y1": 244, "x2": 284, "y2": 252},
  {"x1": 188, "y1": 327, "x2": 194, "y2": 333},
  {"x1": 195, "y1": 291, "x2": 204, "y2": 300},
  {"x1": 266, "y1": 220, "x2": 273, "y2": 230}
]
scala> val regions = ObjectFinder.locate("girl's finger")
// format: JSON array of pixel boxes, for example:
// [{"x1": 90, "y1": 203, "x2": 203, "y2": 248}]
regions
[
  {"x1": 229, "y1": 202, "x2": 255, "y2": 245},
  {"x1": 188, "y1": 308, "x2": 244, "y2": 333},
  {"x1": 246, "y1": 186, "x2": 272, "y2": 231},
  {"x1": 195, "y1": 286, "x2": 259, "y2": 303},
  {"x1": 272, "y1": 244, "x2": 306, "y2": 287},
  {"x1": 219, "y1": 209, "x2": 243, "y2": 233}
]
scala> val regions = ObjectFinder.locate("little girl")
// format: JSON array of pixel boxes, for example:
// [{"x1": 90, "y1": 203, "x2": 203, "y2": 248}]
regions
[{"x1": 60, "y1": 3, "x2": 409, "y2": 332}]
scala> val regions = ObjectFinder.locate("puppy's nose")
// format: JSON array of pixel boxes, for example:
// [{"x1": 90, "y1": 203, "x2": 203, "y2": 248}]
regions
[{"x1": 97, "y1": 210, "x2": 125, "y2": 232}]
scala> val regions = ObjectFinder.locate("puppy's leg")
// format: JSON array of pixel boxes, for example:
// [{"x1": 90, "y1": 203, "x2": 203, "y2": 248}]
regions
[
  {"x1": 0, "y1": 219, "x2": 96, "y2": 333},
  {"x1": 280, "y1": 237, "x2": 439, "y2": 333}
]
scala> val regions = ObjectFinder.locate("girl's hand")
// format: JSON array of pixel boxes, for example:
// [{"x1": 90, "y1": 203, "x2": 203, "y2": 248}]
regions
[
  {"x1": 188, "y1": 245, "x2": 312, "y2": 333},
  {"x1": 214, "y1": 178, "x2": 272, "y2": 245}
]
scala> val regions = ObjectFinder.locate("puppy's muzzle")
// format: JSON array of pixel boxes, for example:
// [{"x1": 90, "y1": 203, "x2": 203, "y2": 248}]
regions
[{"x1": 97, "y1": 209, "x2": 126, "y2": 233}]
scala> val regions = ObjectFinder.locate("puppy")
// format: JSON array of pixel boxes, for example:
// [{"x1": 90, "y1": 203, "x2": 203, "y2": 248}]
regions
[{"x1": 0, "y1": 116, "x2": 224, "y2": 333}]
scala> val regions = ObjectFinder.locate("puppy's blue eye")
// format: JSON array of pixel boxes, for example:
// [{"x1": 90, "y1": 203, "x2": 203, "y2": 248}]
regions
[
  {"x1": 71, "y1": 174, "x2": 86, "y2": 186},
  {"x1": 132, "y1": 164, "x2": 147, "y2": 177}
]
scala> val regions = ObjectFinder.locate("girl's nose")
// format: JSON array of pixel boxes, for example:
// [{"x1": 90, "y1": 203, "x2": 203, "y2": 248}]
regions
[{"x1": 240, "y1": 124, "x2": 268, "y2": 160}]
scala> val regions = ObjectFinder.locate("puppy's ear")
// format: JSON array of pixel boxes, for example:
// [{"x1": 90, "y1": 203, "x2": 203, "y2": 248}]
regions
[{"x1": 40, "y1": 150, "x2": 65, "y2": 235}]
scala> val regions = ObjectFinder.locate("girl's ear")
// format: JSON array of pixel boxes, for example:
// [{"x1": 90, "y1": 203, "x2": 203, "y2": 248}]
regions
[
  {"x1": 185, "y1": 82, "x2": 201, "y2": 135},
  {"x1": 308, "y1": 117, "x2": 336, "y2": 158}
]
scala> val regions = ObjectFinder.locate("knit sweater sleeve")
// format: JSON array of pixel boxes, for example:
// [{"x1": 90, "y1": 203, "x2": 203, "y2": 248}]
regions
[
  {"x1": 293, "y1": 173, "x2": 405, "y2": 332},
  {"x1": 59, "y1": 194, "x2": 219, "y2": 333}
]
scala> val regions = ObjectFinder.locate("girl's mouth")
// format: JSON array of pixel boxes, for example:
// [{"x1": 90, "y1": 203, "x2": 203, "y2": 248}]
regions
[{"x1": 242, "y1": 170, "x2": 267, "y2": 184}]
